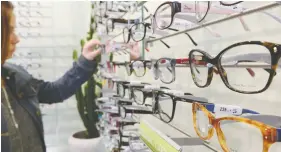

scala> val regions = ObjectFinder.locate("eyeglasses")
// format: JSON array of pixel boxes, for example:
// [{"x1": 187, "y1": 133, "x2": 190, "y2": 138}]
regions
[
  {"x1": 116, "y1": 81, "x2": 149, "y2": 98},
  {"x1": 152, "y1": 89, "x2": 209, "y2": 123},
  {"x1": 188, "y1": 41, "x2": 281, "y2": 94},
  {"x1": 153, "y1": 1, "x2": 247, "y2": 29},
  {"x1": 192, "y1": 102, "x2": 281, "y2": 152},
  {"x1": 119, "y1": 105, "x2": 154, "y2": 119},
  {"x1": 123, "y1": 58, "x2": 194, "y2": 83},
  {"x1": 153, "y1": 1, "x2": 281, "y2": 33},
  {"x1": 131, "y1": 86, "x2": 170, "y2": 105},
  {"x1": 123, "y1": 20, "x2": 198, "y2": 49},
  {"x1": 152, "y1": 58, "x2": 191, "y2": 84},
  {"x1": 153, "y1": 1, "x2": 210, "y2": 30},
  {"x1": 126, "y1": 60, "x2": 152, "y2": 77},
  {"x1": 123, "y1": 22, "x2": 151, "y2": 43}
]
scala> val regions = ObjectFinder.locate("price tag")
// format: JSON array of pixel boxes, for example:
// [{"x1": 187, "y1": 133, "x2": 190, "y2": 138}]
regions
[
  {"x1": 112, "y1": 78, "x2": 122, "y2": 82},
  {"x1": 214, "y1": 104, "x2": 243, "y2": 115},
  {"x1": 162, "y1": 89, "x2": 171, "y2": 94},
  {"x1": 172, "y1": 91, "x2": 185, "y2": 96},
  {"x1": 144, "y1": 85, "x2": 160, "y2": 90},
  {"x1": 130, "y1": 80, "x2": 142, "y2": 85}
]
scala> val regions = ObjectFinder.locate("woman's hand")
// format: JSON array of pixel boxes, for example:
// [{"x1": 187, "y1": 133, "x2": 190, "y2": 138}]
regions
[{"x1": 82, "y1": 39, "x2": 102, "y2": 61}]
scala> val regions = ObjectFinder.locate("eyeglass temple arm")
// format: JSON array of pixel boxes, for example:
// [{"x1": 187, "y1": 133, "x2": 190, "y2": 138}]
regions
[
  {"x1": 148, "y1": 36, "x2": 170, "y2": 48},
  {"x1": 235, "y1": 60, "x2": 276, "y2": 76},
  {"x1": 126, "y1": 109, "x2": 153, "y2": 114},
  {"x1": 147, "y1": 23, "x2": 197, "y2": 47},
  {"x1": 165, "y1": 27, "x2": 198, "y2": 46},
  {"x1": 122, "y1": 121, "x2": 139, "y2": 126},
  {"x1": 176, "y1": 94, "x2": 209, "y2": 104},
  {"x1": 195, "y1": 56, "x2": 265, "y2": 77}
]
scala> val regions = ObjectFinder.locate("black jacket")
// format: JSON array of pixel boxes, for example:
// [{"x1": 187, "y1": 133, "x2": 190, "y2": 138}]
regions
[{"x1": 1, "y1": 55, "x2": 97, "y2": 152}]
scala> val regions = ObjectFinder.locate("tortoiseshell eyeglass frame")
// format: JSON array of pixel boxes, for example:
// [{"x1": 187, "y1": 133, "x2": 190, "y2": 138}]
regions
[
  {"x1": 192, "y1": 102, "x2": 281, "y2": 152},
  {"x1": 188, "y1": 41, "x2": 281, "y2": 94}
]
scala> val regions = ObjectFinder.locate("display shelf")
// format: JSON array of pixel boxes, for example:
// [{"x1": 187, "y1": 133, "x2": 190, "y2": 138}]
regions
[
  {"x1": 98, "y1": 77, "x2": 218, "y2": 152},
  {"x1": 100, "y1": 75, "x2": 222, "y2": 152},
  {"x1": 139, "y1": 115, "x2": 219, "y2": 152}
]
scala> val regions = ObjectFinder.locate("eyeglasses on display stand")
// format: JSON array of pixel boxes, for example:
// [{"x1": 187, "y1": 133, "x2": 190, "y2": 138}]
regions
[{"x1": 95, "y1": 1, "x2": 281, "y2": 152}]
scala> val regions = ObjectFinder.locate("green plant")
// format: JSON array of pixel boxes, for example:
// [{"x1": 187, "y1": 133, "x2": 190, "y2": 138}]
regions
[{"x1": 72, "y1": 3, "x2": 105, "y2": 138}]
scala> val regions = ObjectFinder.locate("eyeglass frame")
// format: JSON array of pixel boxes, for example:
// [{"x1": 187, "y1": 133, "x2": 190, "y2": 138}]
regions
[
  {"x1": 153, "y1": 1, "x2": 210, "y2": 31},
  {"x1": 192, "y1": 102, "x2": 281, "y2": 152},
  {"x1": 188, "y1": 41, "x2": 281, "y2": 94},
  {"x1": 119, "y1": 105, "x2": 154, "y2": 119},
  {"x1": 153, "y1": 57, "x2": 191, "y2": 84},
  {"x1": 126, "y1": 60, "x2": 152, "y2": 77},
  {"x1": 131, "y1": 86, "x2": 171, "y2": 105}
]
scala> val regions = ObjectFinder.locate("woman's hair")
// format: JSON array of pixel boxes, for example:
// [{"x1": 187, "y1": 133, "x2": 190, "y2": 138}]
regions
[{"x1": 1, "y1": 1, "x2": 14, "y2": 65}]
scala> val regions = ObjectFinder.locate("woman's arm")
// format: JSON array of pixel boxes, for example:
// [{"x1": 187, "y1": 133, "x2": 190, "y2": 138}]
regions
[
  {"x1": 37, "y1": 55, "x2": 97, "y2": 104},
  {"x1": 37, "y1": 39, "x2": 101, "y2": 104}
]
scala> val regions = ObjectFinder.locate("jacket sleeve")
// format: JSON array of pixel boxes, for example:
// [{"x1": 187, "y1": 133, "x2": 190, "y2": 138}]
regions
[{"x1": 37, "y1": 55, "x2": 97, "y2": 104}]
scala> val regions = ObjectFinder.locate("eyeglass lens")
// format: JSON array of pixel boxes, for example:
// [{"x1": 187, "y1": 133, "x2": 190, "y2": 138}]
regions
[
  {"x1": 155, "y1": 93, "x2": 174, "y2": 122},
  {"x1": 155, "y1": 3, "x2": 172, "y2": 29},
  {"x1": 131, "y1": 23, "x2": 146, "y2": 42},
  {"x1": 156, "y1": 58, "x2": 174, "y2": 83},
  {"x1": 132, "y1": 61, "x2": 145, "y2": 77},
  {"x1": 123, "y1": 28, "x2": 130, "y2": 43},
  {"x1": 132, "y1": 89, "x2": 144, "y2": 105}
]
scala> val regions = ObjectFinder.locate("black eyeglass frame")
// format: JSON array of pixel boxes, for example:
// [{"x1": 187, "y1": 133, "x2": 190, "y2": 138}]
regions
[
  {"x1": 152, "y1": 90, "x2": 196, "y2": 123},
  {"x1": 119, "y1": 106, "x2": 154, "y2": 119},
  {"x1": 131, "y1": 86, "x2": 170, "y2": 105},
  {"x1": 153, "y1": 1, "x2": 210, "y2": 30}
]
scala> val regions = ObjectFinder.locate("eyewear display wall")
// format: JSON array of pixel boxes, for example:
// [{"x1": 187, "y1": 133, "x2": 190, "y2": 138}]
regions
[
  {"x1": 101, "y1": 77, "x2": 281, "y2": 152},
  {"x1": 98, "y1": 1, "x2": 281, "y2": 152}
]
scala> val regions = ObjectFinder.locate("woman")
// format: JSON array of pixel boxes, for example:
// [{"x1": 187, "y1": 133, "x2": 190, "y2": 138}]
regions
[{"x1": 1, "y1": 2, "x2": 101, "y2": 152}]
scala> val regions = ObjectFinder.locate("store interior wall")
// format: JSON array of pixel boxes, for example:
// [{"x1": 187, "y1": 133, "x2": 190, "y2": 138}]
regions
[
  {"x1": 8, "y1": 1, "x2": 92, "y2": 152},
  {"x1": 112, "y1": 1, "x2": 281, "y2": 151}
]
